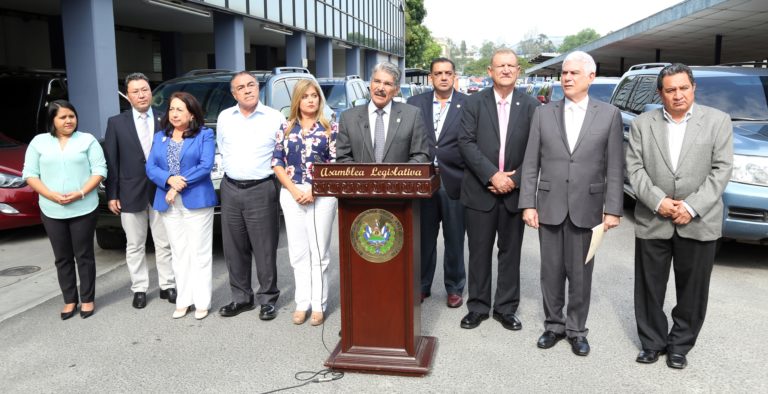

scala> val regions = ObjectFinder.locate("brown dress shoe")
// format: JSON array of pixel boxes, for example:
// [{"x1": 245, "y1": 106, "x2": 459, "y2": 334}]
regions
[
  {"x1": 310, "y1": 311, "x2": 324, "y2": 326},
  {"x1": 292, "y1": 310, "x2": 308, "y2": 325}
]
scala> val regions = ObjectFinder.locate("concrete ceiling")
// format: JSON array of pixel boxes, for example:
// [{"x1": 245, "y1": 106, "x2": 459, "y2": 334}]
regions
[{"x1": 526, "y1": 0, "x2": 768, "y2": 77}]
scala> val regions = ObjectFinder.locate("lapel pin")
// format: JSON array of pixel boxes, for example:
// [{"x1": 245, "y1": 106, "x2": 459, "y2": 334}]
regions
[
  {"x1": 397, "y1": 118, "x2": 401, "y2": 123},
  {"x1": 456, "y1": 104, "x2": 461, "y2": 108},
  {"x1": 516, "y1": 102, "x2": 520, "y2": 106},
  {"x1": 162, "y1": 136, "x2": 167, "y2": 143}
]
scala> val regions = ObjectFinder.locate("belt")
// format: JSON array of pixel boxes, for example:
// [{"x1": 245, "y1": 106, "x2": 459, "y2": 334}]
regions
[{"x1": 224, "y1": 174, "x2": 274, "y2": 189}]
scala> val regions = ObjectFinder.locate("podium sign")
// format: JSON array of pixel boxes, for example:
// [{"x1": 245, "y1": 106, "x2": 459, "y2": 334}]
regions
[{"x1": 314, "y1": 163, "x2": 438, "y2": 376}]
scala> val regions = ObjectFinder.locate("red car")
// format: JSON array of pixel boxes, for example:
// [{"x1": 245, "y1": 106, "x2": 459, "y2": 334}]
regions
[{"x1": 0, "y1": 133, "x2": 40, "y2": 230}]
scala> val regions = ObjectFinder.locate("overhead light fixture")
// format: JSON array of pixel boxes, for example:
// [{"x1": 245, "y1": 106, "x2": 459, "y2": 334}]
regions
[
  {"x1": 336, "y1": 41, "x2": 353, "y2": 49},
  {"x1": 263, "y1": 24, "x2": 293, "y2": 36},
  {"x1": 144, "y1": 0, "x2": 211, "y2": 18}
]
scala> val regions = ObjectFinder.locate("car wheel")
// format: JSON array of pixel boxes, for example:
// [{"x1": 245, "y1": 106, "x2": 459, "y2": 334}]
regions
[{"x1": 96, "y1": 227, "x2": 127, "y2": 250}]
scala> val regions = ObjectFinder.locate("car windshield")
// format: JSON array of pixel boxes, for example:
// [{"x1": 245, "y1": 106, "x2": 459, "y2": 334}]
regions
[
  {"x1": 550, "y1": 84, "x2": 564, "y2": 102},
  {"x1": 151, "y1": 80, "x2": 265, "y2": 125},
  {"x1": 588, "y1": 84, "x2": 616, "y2": 102},
  {"x1": 0, "y1": 78, "x2": 48, "y2": 140},
  {"x1": 695, "y1": 76, "x2": 768, "y2": 120},
  {"x1": 320, "y1": 84, "x2": 348, "y2": 110}
]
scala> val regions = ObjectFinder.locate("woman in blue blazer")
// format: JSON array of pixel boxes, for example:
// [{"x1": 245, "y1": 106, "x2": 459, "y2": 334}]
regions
[{"x1": 146, "y1": 91, "x2": 217, "y2": 320}]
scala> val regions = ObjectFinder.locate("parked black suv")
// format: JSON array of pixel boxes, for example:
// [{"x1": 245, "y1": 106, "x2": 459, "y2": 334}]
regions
[
  {"x1": 610, "y1": 62, "x2": 768, "y2": 243},
  {"x1": 95, "y1": 67, "x2": 333, "y2": 249},
  {"x1": 317, "y1": 75, "x2": 370, "y2": 120}
]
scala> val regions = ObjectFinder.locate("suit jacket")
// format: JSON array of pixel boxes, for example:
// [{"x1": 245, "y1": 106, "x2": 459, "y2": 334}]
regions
[
  {"x1": 103, "y1": 110, "x2": 162, "y2": 212},
  {"x1": 146, "y1": 127, "x2": 218, "y2": 212},
  {"x1": 459, "y1": 88, "x2": 539, "y2": 212},
  {"x1": 408, "y1": 90, "x2": 468, "y2": 199},
  {"x1": 518, "y1": 98, "x2": 624, "y2": 229},
  {"x1": 626, "y1": 104, "x2": 733, "y2": 241},
  {"x1": 335, "y1": 101, "x2": 430, "y2": 163}
]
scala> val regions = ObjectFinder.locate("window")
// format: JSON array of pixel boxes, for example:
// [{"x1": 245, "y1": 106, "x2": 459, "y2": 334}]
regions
[
  {"x1": 627, "y1": 76, "x2": 659, "y2": 114},
  {"x1": 270, "y1": 80, "x2": 292, "y2": 115},
  {"x1": 611, "y1": 75, "x2": 638, "y2": 112}
]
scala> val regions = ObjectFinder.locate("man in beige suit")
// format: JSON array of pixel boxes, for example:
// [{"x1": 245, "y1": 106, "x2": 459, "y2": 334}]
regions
[
  {"x1": 626, "y1": 63, "x2": 733, "y2": 369},
  {"x1": 519, "y1": 51, "x2": 624, "y2": 357}
]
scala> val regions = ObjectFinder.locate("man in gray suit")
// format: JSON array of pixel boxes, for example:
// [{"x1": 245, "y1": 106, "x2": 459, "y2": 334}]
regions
[
  {"x1": 336, "y1": 62, "x2": 429, "y2": 163},
  {"x1": 626, "y1": 63, "x2": 732, "y2": 369},
  {"x1": 520, "y1": 51, "x2": 624, "y2": 356}
]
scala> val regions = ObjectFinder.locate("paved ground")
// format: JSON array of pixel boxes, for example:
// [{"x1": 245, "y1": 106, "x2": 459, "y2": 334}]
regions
[{"x1": 1, "y1": 208, "x2": 767, "y2": 393}]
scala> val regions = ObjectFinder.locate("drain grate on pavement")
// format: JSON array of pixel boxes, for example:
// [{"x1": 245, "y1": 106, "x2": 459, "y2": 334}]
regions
[{"x1": 0, "y1": 266, "x2": 41, "y2": 276}]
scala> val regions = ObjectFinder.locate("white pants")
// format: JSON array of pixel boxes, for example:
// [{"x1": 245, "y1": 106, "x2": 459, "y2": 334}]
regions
[
  {"x1": 279, "y1": 185, "x2": 337, "y2": 312},
  {"x1": 159, "y1": 195, "x2": 213, "y2": 310},
  {"x1": 121, "y1": 204, "x2": 174, "y2": 292}
]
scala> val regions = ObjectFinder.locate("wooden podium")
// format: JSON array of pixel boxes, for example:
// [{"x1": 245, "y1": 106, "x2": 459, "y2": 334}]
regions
[{"x1": 313, "y1": 163, "x2": 439, "y2": 376}]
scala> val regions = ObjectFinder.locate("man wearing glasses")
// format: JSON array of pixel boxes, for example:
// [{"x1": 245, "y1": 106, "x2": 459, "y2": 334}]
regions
[
  {"x1": 458, "y1": 49, "x2": 540, "y2": 330},
  {"x1": 407, "y1": 58, "x2": 468, "y2": 308}
]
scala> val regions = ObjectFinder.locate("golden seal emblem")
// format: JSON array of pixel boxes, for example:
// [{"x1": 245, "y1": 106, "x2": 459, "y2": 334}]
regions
[{"x1": 350, "y1": 208, "x2": 404, "y2": 263}]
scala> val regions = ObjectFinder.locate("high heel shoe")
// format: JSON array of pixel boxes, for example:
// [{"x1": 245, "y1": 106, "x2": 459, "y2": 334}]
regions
[
  {"x1": 194, "y1": 309, "x2": 208, "y2": 320},
  {"x1": 80, "y1": 302, "x2": 94, "y2": 319},
  {"x1": 60, "y1": 303, "x2": 78, "y2": 320},
  {"x1": 310, "y1": 311, "x2": 324, "y2": 326},
  {"x1": 172, "y1": 307, "x2": 189, "y2": 319}
]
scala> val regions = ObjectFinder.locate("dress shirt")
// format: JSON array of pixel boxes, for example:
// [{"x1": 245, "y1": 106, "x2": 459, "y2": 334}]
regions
[
  {"x1": 216, "y1": 103, "x2": 286, "y2": 180},
  {"x1": 22, "y1": 131, "x2": 108, "y2": 219},
  {"x1": 564, "y1": 96, "x2": 588, "y2": 153},
  {"x1": 432, "y1": 91, "x2": 452, "y2": 142},
  {"x1": 493, "y1": 90, "x2": 513, "y2": 123},
  {"x1": 368, "y1": 100, "x2": 393, "y2": 143},
  {"x1": 655, "y1": 106, "x2": 696, "y2": 217},
  {"x1": 132, "y1": 107, "x2": 155, "y2": 141}
]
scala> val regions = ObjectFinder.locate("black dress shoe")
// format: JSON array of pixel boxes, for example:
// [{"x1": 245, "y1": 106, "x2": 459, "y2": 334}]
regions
[
  {"x1": 460, "y1": 311, "x2": 489, "y2": 329},
  {"x1": 666, "y1": 352, "x2": 687, "y2": 369},
  {"x1": 219, "y1": 301, "x2": 256, "y2": 317},
  {"x1": 537, "y1": 330, "x2": 566, "y2": 349},
  {"x1": 159, "y1": 288, "x2": 177, "y2": 304},
  {"x1": 492, "y1": 310, "x2": 522, "y2": 331},
  {"x1": 132, "y1": 292, "x2": 147, "y2": 309},
  {"x1": 259, "y1": 304, "x2": 277, "y2": 321},
  {"x1": 80, "y1": 309, "x2": 94, "y2": 319},
  {"x1": 636, "y1": 349, "x2": 666, "y2": 364},
  {"x1": 568, "y1": 337, "x2": 590, "y2": 356},
  {"x1": 60, "y1": 303, "x2": 78, "y2": 320}
]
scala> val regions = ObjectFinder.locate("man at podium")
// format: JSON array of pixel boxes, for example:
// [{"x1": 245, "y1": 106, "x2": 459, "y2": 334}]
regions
[{"x1": 336, "y1": 62, "x2": 429, "y2": 164}]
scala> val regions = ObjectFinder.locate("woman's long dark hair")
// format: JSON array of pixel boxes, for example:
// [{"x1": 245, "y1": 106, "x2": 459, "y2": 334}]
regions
[
  {"x1": 46, "y1": 100, "x2": 78, "y2": 136},
  {"x1": 160, "y1": 91, "x2": 205, "y2": 138}
]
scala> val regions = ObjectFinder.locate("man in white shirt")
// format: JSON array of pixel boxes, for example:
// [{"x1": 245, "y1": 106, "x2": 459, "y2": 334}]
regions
[
  {"x1": 626, "y1": 63, "x2": 732, "y2": 369},
  {"x1": 104, "y1": 72, "x2": 174, "y2": 309},
  {"x1": 519, "y1": 51, "x2": 624, "y2": 356},
  {"x1": 216, "y1": 71, "x2": 286, "y2": 321}
]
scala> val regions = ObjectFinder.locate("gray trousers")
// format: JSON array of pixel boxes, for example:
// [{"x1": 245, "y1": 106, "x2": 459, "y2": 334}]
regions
[
  {"x1": 539, "y1": 217, "x2": 594, "y2": 339},
  {"x1": 220, "y1": 178, "x2": 280, "y2": 305}
]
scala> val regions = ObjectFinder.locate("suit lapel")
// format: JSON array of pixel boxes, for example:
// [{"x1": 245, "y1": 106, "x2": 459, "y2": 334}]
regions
[
  {"x1": 383, "y1": 103, "x2": 403, "y2": 158},
  {"x1": 650, "y1": 110, "x2": 675, "y2": 172},
  {"x1": 179, "y1": 132, "x2": 194, "y2": 162},
  {"x1": 553, "y1": 101, "x2": 570, "y2": 152},
  {"x1": 676, "y1": 108, "x2": 702, "y2": 169},
  {"x1": 483, "y1": 90, "x2": 500, "y2": 142},
  {"x1": 358, "y1": 107, "x2": 376, "y2": 160},
  {"x1": 122, "y1": 111, "x2": 145, "y2": 154},
  {"x1": 438, "y1": 94, "x2": 463, "y2": 144},
  {"x1": 571, "y1": 101, "x2": 599, "y2": 153}
]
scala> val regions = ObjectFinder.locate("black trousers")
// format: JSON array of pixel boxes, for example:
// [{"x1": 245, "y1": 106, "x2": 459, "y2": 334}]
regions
[
  {"x1": 40, "y1": 209, "x2": 98, "y2": 304},
  {"x1": 464, "y1": 202, "x2": 524, "y2": 315},
  {"x1": 634, "y1": 233, "x2": 716, "y2": 355},
  {"x1": 419, "y1": 185, "x2": 466, "y2": 296}
]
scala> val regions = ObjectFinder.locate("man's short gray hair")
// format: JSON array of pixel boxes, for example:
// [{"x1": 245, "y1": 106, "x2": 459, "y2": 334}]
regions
[
  {"x1": 124, "y1": 72, "x2": 149, "y2": 88},
  {"x1": 563, "y1": 51, "x2": 596, "y2": 74},
  {"x1": 372, "y1": 62, "x2": 401, "y2": 87}
]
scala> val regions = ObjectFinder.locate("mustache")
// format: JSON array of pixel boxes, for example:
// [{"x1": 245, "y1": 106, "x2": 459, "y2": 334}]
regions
[{"x1": 373, "y1": 90, "x2": 387, "y2": 97}]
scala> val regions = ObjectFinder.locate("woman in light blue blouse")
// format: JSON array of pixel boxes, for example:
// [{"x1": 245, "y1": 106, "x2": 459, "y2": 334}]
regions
[
  {"x1": 22, "y1": 100, "x2": 107, "y2": 320},
  {"x1": 272, "y1": 79, "x2": 338, "y2": 326}
]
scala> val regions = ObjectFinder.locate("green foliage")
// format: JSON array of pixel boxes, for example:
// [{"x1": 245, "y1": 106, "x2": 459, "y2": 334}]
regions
[
  {"x1": 517, "y1": 31, "x2": 556, "y2": 57},
  {"x1": 405, "y1": 0, "x2": 439, "y2": 69},
  {"x1": 558, "y1": 28, "x2": 601, "y2": 53}
]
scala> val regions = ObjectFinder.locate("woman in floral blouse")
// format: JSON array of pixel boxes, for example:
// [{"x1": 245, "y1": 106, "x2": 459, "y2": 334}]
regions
[{"x1": 272, "y1": 79, "x2": 338, "y2": 326}]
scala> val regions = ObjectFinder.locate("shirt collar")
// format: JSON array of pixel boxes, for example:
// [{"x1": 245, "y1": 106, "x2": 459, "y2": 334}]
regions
[
  {"x1": 662, "y1": 104, "x2": 694, "y2": 125},
  {"x1": 232, "y1": 102, "x2": 265, "y2": 117},
  {"x1": 564, "y1": 96, "x2": 589, "y2": 111},
  {"x1": 493, "y1": 89, "x2": 513, "y2": 104},
  {"x1": 369, "y1": 100, "x2": 393, "y2": 115},
  {"x1": 132, "y1": 107, "x2": 153, "y2": 120},
  {"x1": 433, "y1": 90, "x2": 454, "y2": 104}
]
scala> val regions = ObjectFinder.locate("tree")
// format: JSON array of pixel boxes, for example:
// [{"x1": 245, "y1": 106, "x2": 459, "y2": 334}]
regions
[
  {"x1": 405, "y1": 0, "x2": 441, "y2": 69},
  {"x1": 558, "y1": 28, "x2": 601, "y2": 53},
  {"x1": 517, "y1": 30, "x2": 556, "y2": 57}
]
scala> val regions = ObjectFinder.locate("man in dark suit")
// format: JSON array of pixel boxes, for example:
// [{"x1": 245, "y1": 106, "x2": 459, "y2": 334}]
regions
[
  {"x1": 626, "y1": 63, "x2": 732, "y2": 369},
  {"x1": 519, "y1": 51, "x2": 624, "y2": 356},
  {"x1": 407, "y1": 58, "x2": 467, "y2": 308},
  {"x1": 104, "y1": 72, "x2": 175, "y2": 309},
  {"x1": 336, "y1": 62, "x2": 429, "y2": 164},
  {"x1": 458, "y1": 48, "x2": 539, "y2": 330}
]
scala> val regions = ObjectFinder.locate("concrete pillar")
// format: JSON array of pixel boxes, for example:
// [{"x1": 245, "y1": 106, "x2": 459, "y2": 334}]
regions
[
  {"x1": 213, "y1": 12, "x2": 245, "y2": 71},
  {"x1": 61, "y1": 0, "x2": 118, "y2": 138},
  {"x1": 714, "y1": 34, "x2": 722, "y2": 65},
  {"x1": 364, "y1": 50, "x2": 378, "y2": 80},
  {"x1": 286, "y1": 31, "x2": 307, "y2": 68},
  {"x1": 160, "y1": 32, "x2": 183, "y2": 80},
  {"x1": 346, "y1": 47, "x2": 361, "y2": 77},
  {"x1": 315, "y1": 37, "x2": 333, "y2": 78}
]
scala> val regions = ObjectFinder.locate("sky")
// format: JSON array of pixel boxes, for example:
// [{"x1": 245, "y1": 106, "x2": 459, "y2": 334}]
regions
[{"x1": 422, "y1": 0, "x2": 685, "y2": 49}]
